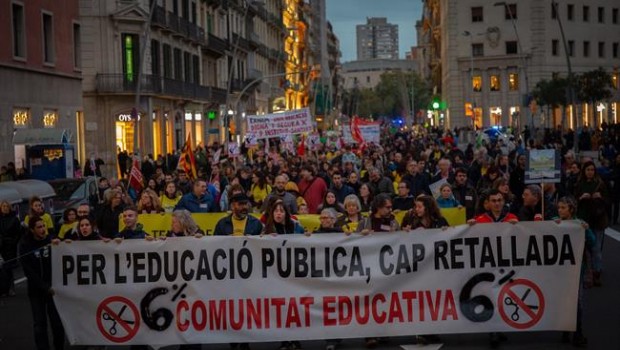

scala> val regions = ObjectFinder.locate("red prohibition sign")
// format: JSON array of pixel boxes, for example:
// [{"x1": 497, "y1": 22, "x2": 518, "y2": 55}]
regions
[
  {"x1": 498, "y1": 278, "x2": 545, "y2": 330},
  {"x1": 96, "y1": 296, "x2": 141, "y2": 343}
]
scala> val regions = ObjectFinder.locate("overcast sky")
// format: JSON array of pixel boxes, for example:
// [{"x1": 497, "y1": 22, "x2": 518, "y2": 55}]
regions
[{"x1": 326, "y1": 0, "x2": 423, "y2": 62}]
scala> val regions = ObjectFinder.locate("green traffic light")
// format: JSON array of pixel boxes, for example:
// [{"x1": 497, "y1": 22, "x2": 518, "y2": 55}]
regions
[{"x1": 432, "y1": 102, "x2": 440, "y2": 109}]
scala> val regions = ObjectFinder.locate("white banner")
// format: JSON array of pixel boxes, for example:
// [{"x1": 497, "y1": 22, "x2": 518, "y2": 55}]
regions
[
  {"x1": 52, "y1": 221, "x2": 584, "y2": 348},
  {"x1": 246, "y1": 108, "x2": 313, "y2": 139},
  {"x1": 342, "y1": 123, "x2": 381, "y2": 144}
]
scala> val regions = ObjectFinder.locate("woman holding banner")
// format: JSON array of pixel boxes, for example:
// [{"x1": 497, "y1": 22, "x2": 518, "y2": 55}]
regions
[
  {"x1": 165, "y1": 210, "x2": 204, "y2": 238},
  {"x1": 335, "y1": 194, "x2": 364, "y2": 234}
]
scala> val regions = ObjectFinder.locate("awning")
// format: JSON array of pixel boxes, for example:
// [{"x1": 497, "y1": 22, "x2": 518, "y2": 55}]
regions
[
  {"x1": 0, "y1": 180, "x2": 56, "y2": 200},
  {"x1": 13, "y1": 128, "x2": 71, "y2": 145},
  {"x1": 0, "y1": 186, "x2": 23, "y2": 204}
]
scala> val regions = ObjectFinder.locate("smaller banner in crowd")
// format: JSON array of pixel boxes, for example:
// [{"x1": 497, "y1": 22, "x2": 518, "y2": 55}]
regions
[
  {"x1": 342, "y1": 122, "x2": 381, "y2": 145},
  {"x1": 246, "y1": 108, "x2": 313, "y2": 139},
  {"x1": 53, "y1": 221, "x2": 584, "y2": 347},
  {"x1": 122, "y1": 209, "x2": 465, "y2": 238}
]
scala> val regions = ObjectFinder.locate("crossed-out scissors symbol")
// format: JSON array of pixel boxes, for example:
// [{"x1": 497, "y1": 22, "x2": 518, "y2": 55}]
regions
[
  {"x1": 504, "y1": 288, "x2": 539, "y2": 321},
  {"x1": 102, "y1": 305, "x2": 135, "y2": 335}
]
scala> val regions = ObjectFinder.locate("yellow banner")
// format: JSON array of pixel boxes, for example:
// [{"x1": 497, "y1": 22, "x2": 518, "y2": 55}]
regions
[{"x1": 128, "y1": 208, "x2": 465, "y2": 238}]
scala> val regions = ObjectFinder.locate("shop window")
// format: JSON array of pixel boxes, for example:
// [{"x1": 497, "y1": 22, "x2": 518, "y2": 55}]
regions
[
  {"x1": 509, "y1": 73, "x2": 519, "y2": 91},
  {"x1": 490, "y1": 75, "x2": 501, "y2": 91},
  {"x1": 472, "y1": 75, "x2": 482, "y2": 92},
  {"x1": 13, "y1": 108, "x2": 29, "y2": 128}
]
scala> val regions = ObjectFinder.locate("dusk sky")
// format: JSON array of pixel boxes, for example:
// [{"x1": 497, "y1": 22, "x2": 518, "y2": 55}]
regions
[{"x1": 326, "y1": 0, "x2": 423, "y2": 62}]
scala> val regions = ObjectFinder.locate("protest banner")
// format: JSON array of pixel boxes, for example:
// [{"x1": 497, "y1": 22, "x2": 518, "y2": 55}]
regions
[
  {"x1": 246, "y1": 108, "x2": 313, "y2": 139},
  {"x1": 342, "y1": 123, "x2": 381, "y2": 145},
  {"x1": 53, "y1": 221, "x2": 584, "y2": 347}
]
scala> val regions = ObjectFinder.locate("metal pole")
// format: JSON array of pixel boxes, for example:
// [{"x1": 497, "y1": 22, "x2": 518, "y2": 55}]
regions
[
  {"x1": 132, "y1": 0, "x2": 158, "y2": 161},
  {"x1": 552, "y1": 0, "x2": 578, "y2": 152}
]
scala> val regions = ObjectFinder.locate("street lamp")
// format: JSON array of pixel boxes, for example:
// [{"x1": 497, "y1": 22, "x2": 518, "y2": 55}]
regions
[
  {"x1": 494, "y1": 1, "x2": 532, "y2": 136},
  {"x1": 224, "y1": 0, "x2": 265, "y2": 144}
]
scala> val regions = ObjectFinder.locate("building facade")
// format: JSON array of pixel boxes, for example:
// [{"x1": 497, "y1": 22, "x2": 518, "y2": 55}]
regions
[
  {"x1": 356, "y1": 17, "x2": 399, "y2": 61},
  {"x1": 0, "y1": 0, "x2": 82, "y2": 168},
  {"x1": 341, "y1": 59, "x2": 418, "y2": 90},
  {"x1": 81, "y1": 0, "x2": 287, "y2": 177},
  {"x1": 419, "y1": 0, "x2": 620, "y2": 129}
]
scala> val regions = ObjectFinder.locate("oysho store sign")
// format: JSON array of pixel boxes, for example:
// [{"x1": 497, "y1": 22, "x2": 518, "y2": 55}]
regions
[{"x1": 117, "y1": 113, "x2": 141, "y2": 122}]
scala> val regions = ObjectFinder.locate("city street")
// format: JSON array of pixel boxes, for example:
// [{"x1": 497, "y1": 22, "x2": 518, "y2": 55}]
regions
[{"x1": 1, "y1": 230, "x2": 619, "y2": 350}]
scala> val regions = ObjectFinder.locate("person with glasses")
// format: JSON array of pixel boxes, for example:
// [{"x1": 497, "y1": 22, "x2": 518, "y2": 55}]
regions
[
  {"x1": 392, "y1": 181, "x2": 414, "y2": 211},
  {"x1": 469, "y1": 189, "x2": 519, "y2": 224}
]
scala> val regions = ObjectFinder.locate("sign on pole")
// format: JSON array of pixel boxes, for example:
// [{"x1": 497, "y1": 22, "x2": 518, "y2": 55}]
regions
[{"x1": 525, "y1": 149, "x2": 561, "y2": 184}]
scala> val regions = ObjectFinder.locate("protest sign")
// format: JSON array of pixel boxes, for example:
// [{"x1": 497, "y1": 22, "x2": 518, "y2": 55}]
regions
[
  {"x1": 525, "y1": 149, "x2": 561, "y2": 184},
  {"x1": 246, "y1": 108, "x2": 313, "y2": 139},
  {"x1": 53, "y1": 221, "x2": 584, "y2": 347}
]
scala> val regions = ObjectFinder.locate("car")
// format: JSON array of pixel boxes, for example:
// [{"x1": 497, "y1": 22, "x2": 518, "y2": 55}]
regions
[{"x1": 48, "y1": 177, "x2": 98, "y2": 224}]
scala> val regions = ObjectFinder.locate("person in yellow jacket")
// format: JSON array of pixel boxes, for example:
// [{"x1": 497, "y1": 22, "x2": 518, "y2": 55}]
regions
[
  {"x1": 57, "y1": 208, "x2": 78, "y2": 239},
  {"x1": 160, "y1": 181, "x2": 182, "y2": 213},
  {"x1": 249, "y1": 172, "x2": 271, "y2": 210},
  {"x1": 24, "y1": 196, "x2": 55, "y2": 236}
]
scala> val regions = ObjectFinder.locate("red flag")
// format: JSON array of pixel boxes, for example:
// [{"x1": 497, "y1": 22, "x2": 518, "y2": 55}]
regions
[
  {"x1": 351, "y1": 116, "x2": 364, "y2": 144},
  {"x1": 128, "y1": 156, "x2": 143, "y2": 193},
  {"x1": 297, "y1": 134, "x2": 306, "y2": 156},
  {"x1": 177, "y1": 133, "x2": 198, "y2": 179}
]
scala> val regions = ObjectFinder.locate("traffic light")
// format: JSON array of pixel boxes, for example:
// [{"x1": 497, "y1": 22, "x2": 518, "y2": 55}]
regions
[
  {"x1": 429, "y1": 96, "x2": 446, "y2": 111},
  {"x1": 207, "y1": 110, "x2": 216, "y2": 120}
]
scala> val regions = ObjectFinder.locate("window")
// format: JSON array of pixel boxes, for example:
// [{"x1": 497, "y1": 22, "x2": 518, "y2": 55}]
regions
[
  {"x1": 43, "y1": 110, "x2": 57, "y2": 128},
  {"x1": 614, "y1": 43, "x2": 619, "y2": 58},
  {"x1": 551, "y1": 3, "x2": 557, "y2": 19},
  {"x1": 192, "y1": 55, "x2": 199, "y2": 84},
  {"x1": 598, "y1": 7, "x2": 604, "y2": 23},
  {"x1": 366, "y1": 76, "x2": 370, "y2": 83},
  {"x1": 490, "y1": 75, "x2": 501, "y2": 91},
  {"x1": 583, "y1": 41, "x2": 590, "y2": 57},
  {"x1": 163, "y1": 44, "x2": 172, "y2": 78},
  {"x1": 583, "y1": 6, "x2": 590, "y2": 22},
  {"x1": 471, "y1": 7, "x2": 483, "y2": 22},
  {"x1": 568, "y1": 40, "x2": 574, "y2": 56},
  {"x1": 509, "y1": 73, "x2": 519, "y2": 91},
  {"x1": 122, "y1": 34, "x2": 139, "y2": 82},
  {"x1": 151, "y1": 40, "x2": 160, "y2": 76},
  {"x1": 472, "y1": 43, "x2": 484, "y2": 57},
  {"x1": 173, "y1": 48, "x2": 182, "y2": 80},
  {"x1": 599, "y1": 42, "x2": 605, "y2": 58},
  {"x1": 472, "y1": 75, "x2": 482, "y2": 92},
  {"x1": 73, "y1": 23, "x2": 81, "y2": 69},
  {"x1": 184, "y1": 52, "x2": 191, "y2": 82},
  {"x1": 42, "y1": 12, "x2": 54, "y2": 64},
  {"x1": 506, "y1": 41, "x2": 518, "y2": 54},
  {"x1": 13, "y1": 108, "x2": 29, "y2": 128},
  {"x1": 12, "y1": 3, "x2": 25, "y2": 59},
  {"x1": 552, "y1": 39, "x2": 559, "y2": 56},
  {"x1": 504, "y1": 4, "x2": 517, "y2": 20},
  {"x1": 181, "y1": 0, "x2": 189, "y2": 19},
  {"x1": 613, "y1": 8, "x2": 618, "y2": 24},
  {"x1": 567, "y1": 4, "x2": 574, "y2": 21}
]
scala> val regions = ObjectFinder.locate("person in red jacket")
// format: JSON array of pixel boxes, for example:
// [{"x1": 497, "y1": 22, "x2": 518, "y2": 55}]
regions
[
  {"x1": 468, "y1": 189, "x2": 517, "y2": 348},
  {"x1": 297, "y1": 165, "x2": 327, "y2": 214},
  {"x1": 469, "y1": 189, "x2": 519, "y2": 224}
]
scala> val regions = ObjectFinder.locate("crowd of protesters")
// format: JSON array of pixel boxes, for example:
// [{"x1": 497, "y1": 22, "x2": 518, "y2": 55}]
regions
[{"x1": 2, "y1": 122, "x2": 619, "y2": 349}]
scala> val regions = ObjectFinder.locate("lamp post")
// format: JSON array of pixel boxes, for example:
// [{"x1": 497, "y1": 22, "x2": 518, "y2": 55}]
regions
[
  {"x1": 494, "y1": 1, "x2": 532, "y2": 137},
  {"x1": 224, "y1": 0, "x2": 264, "y2": 145}
]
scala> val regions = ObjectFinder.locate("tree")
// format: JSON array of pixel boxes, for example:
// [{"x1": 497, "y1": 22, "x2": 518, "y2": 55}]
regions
[{"x1": 532, "y1": 77, "x2": 568, "y2": 128}]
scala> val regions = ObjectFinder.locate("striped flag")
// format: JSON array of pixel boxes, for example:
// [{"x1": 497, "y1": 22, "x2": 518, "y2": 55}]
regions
[
  {"x1": 177, "y1": 133, "x2": 198, "y2": 179},
  {"x1": 128, "y1": 156, "x2": 143, "y2": 193}
]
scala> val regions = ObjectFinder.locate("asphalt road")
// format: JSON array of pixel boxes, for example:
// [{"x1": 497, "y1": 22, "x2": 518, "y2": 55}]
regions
[{"x1": 1, "y1": 230, "x2": 619, "y2": 350}]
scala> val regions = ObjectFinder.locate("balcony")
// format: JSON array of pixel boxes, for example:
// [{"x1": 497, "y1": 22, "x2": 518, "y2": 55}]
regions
[
  {"x1": 95, "y1": 74, "x2": 226, "y2": 103},
  {"x1": 152, "y1": 6, "x2": 167, "y2": 29},
  {"x1": 249, "y1": 32, "x2": 260, "y2": 49},
  {"x1": 230, "y1": 78, "x2": 244, "y2": 92},
  {"x1": 232, "y1": 33, "x2": 251, "y2": 52},
  {"x1": 167, "y1": 12, "x2": 180, "y2": 34},
  {"x1": 179, "y1": 17, "x2": 191, "y2": 38},
  {"x1": 203, "y1": 33, "x2": 228, "y2": 58},
  {"x1": 257, "y1": 44, "x2": 269, "y2": 57}
]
